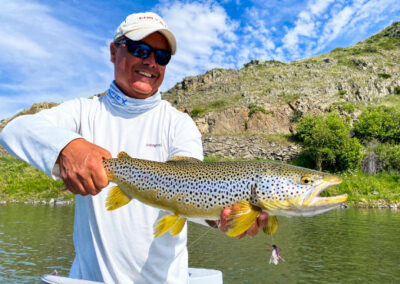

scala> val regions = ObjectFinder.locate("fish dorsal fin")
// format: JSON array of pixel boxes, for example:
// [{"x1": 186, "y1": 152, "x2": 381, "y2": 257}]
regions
[
  {"x1": 154, "y1": 214, "x2": 187, "y2": 237},
  {"x1": 264, "y1": 215, "x2": 279, "y2": 235},
  {"x1": 167, "y1": 156, "x2": 201, "y2": 163},
  {"x1": 117, "y1": 151, "x2": 131, "y2": 159},
  {"x1": 225, "y1": 201, "x2": 261, "y2": 237},
  {"x1": 106, "y1": 186, "x2": 132, "y2": 210}
]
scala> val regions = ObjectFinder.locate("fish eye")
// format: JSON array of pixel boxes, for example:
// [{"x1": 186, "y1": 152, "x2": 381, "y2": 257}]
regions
[{"x1": 301, "y1": 176, "x2": 312, "y2": 185}]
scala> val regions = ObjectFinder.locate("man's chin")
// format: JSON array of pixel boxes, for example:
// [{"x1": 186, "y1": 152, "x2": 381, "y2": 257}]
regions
[{"x1": 128, "y1": 83, "x2": 158, "y2": 99}]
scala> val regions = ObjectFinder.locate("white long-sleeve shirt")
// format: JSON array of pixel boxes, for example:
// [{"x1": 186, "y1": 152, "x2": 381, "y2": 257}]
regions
[{"x1": 0, "y1": 91, "x2": 203, "y2": 283}]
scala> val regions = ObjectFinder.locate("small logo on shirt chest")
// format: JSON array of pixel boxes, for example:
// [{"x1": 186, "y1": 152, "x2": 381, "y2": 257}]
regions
[{"x1": 146, "y1": 143, "x2": 162, "y2": 147}]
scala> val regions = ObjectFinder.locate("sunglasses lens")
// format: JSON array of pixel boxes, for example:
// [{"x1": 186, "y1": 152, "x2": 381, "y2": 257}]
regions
[
  {"x1": 155, "y1": 50, "x2": 171, "y2": 66},
  {"x1": 130, "y1": 44, "x2": 151, "y2": 59},
  {"x1": 126, "y1": 41, "x2": 171, "y2": 66}
]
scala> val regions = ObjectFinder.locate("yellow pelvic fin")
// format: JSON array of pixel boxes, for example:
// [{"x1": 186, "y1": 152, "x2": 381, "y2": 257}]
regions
[
  {"x1": 117, "y1": 151, "x2": 131, "y2": 159},
  {"x1": 167, "y1": 156, "x2": 201, "y2": 163},
  {"x1": 154, "y1": 214, "x2": 187, "y2": 238},
  {"x1": 106, "y1": 186, "x2": 131, "y2": 211},
  {"x1": 264, "y1": 215, "x2": 279, "y2": 236},
  {"x1": 225, "y1": 201, "x2": 261, "y2": 237},
  {"x1": 169, "y1": 217, "x2": 187, "y2": 236}
]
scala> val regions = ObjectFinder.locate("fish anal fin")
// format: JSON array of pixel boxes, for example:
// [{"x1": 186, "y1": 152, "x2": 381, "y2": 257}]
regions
[
  {"x1": 170, "y1": 216, "x2": 187, "y2": 236},
  {"x1": 117, "y1": 151, "x2": 131, "y2": 159},
  {"x1": 225, "y1": 201, "x2": 261, "y2": 237},
  {"x1": 264, "y1": 215, "x2": 279, "y2": 235},
  {"x1": 154, "y1": 214, "x2": 187, "y2": 238},
  {"x1": 167, "y1": 156, "x2": 201, "y2": 163},
  {"x1": 106, "y1": 186, "x2": 131, "y2": 210}
]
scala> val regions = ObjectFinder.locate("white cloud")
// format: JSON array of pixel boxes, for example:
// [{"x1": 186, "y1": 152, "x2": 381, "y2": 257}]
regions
[
  {"x1": 0, "y1": 0, "x2": 112, "y2": 119},
  {"x1": 281, "y1": 0, "x2": 335, "y2": 58},
  {"x1": 280, "y1": 0, "x2": 400, "y2": 60},
  {"x1": 156, "y1": 0, "x2": 238, "y2": 90}
]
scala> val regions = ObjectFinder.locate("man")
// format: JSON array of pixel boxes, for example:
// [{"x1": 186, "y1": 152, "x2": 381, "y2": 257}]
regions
[{"x1": 0, "y1": 12, "x2": 267, "y2": 283}]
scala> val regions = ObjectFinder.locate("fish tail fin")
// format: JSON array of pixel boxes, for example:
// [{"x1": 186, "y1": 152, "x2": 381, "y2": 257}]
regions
[
  {"x1": 264, "y1": 215, "x2": 279, "y2": 235},
  {"x1": 154, "y1": 214, "x2": 187, "y2": 238},
  {"x1": 225, "y1": 201, "x2": 261, "y2": 237},
  {"x1": 106, "y1": 186, "x2": 131, "y2": 210}
]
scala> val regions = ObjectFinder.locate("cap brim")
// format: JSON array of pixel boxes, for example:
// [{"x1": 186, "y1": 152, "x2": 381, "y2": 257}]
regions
[{"x1": 124, "y1": 28, "x2": 177, "y2": 55}]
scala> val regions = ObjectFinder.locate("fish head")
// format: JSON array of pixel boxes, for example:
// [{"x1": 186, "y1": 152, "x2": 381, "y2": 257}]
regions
[{"x1": 257, "y1": 164, "x2": 347, "y2": 217}]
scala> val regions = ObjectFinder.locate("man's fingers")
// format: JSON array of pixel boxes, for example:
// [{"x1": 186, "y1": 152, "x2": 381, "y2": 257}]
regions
[
  {"x1": 81, "y1": 176, "x2": 99, "y2": 196},
  {"x1": 245, "y1": 221, "x2": 259, "y2": 237},
  {"x1": 237, "y1": 232, "x2": 247, "y2": 239},
  {"x1": 257, "y1": 212, "x2": 269, "y2": 229},
  {"x1": 218, "y1": 206, "x2": 231, "y2": 232},
  {"x1": 102, "y1": 150, "x2": 112, "y2": 160},
  {"x1": 64, "y1": 178, "x2": 88, "y2": 196},
  {"x1": 92, "y1": 165, "x2": 109, "y2": 191}
]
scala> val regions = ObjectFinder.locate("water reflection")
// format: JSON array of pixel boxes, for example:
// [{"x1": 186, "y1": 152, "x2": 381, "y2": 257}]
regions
[
  {"x1": 0, "y1": 204, "x2": 74, "y2": 283},
  {"x1": 0, "y1": 205, "x2": 399, "y2": 283},
  {"x1": 188, "y1": 208, "x2": 400, "y2": 283}
]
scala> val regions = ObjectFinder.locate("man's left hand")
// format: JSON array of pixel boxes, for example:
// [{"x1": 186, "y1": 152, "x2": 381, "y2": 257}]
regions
[{"x1": 207, "y1": 207, "x2": 269, "y2": 239}]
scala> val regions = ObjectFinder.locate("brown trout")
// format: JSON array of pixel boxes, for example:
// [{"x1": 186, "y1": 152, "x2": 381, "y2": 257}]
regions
[{"x1": 104, "y1": 152, "x2": 347, "y2": 238}]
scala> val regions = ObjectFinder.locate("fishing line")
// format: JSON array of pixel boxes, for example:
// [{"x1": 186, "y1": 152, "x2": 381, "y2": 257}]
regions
[
  {"x1": 187, "y1": 226, "x2": 214, "y2": 249},
  {"x1": 157, "y1": 224, "x2": 214, "y2": 275}
]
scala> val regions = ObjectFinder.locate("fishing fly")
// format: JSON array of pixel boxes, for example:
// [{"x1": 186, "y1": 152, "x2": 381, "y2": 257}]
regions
[{"x1": 265, "y1": 242, "x2": 285, "y2": 265}]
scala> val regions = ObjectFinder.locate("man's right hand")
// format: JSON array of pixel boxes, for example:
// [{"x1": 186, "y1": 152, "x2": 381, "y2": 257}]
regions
[{"x1": 57, "y1": 138, "x2": 112, "y2": 196}]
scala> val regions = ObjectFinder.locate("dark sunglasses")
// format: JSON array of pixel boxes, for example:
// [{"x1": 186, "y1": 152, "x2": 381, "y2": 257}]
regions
[{"x1": 115, "y1": 38, "x2": 171, "y2": 66}]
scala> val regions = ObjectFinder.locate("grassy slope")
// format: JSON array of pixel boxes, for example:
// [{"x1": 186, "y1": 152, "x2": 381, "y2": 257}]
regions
[{"x1": 0, "y1": 154, "x2": 71, "y2": 201}]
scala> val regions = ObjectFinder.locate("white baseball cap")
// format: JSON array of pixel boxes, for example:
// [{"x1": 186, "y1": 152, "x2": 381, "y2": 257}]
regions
[{"x1": 114, "y1": 12, "x2": 177, "y2": 55}]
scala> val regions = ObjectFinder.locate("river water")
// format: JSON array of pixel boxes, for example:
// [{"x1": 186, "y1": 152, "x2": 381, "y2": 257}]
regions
[{"x1": 0, "y1": 205, "x2": 399, "y2": 283}]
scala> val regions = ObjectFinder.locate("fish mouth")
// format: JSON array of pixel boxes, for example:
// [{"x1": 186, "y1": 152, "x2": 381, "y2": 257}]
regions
[{"x1": 301, "y1": 175, "x2": 347, "y2": 209}]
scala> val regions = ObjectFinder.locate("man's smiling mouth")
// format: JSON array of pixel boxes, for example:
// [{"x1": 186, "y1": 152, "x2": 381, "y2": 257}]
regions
[{"x1": 138, "y1": 71, "x2": 153, "y2": 78}]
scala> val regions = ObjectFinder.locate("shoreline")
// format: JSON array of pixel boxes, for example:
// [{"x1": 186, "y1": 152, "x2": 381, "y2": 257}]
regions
[{"x1": 1, "y1": 198, "x2": 399, "y2": 209}]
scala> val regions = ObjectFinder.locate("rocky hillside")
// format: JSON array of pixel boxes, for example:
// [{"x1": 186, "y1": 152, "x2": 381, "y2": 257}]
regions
[
  {"x1": 1, "y1": 21, "x2": 400, "y2": 160},
  {"x1": 164, "y1": 22, "x2": 400, "y2": 134}
]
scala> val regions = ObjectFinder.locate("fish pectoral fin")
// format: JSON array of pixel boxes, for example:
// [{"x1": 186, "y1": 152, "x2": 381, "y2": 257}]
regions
[
  {"x1": 264, "y1": 215, "x2": 279, "y2": 236},
  {"x1": 106, "y1": 186, "x2": 131, "y2": 210},
  {"x1": 225, "y1": 201, "x2": 261, "y2": 237},
  {"x1": 258, "y1": 198, "x2": 292, "y2": 211},
  {"x1": 167, "y1": 156, "x2": 201, "y2": 163},
  {"x1": 154, "y1": 214, "x2": 187, "y2": 238},
  {"x1": 117, "y1": 151, "x2": 131, "y2": 159}
]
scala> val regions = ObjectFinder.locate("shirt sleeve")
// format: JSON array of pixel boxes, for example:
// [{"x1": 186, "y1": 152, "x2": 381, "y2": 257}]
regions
[
  {"x1": 168, "y1": 112, "x2": 204, "y2": 161},
  {"x1": 0, "y1": 98, "x2": 86, "y2": 178}
]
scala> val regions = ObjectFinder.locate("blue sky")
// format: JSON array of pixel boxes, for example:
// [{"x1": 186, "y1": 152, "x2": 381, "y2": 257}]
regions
[{"x1": 0, "y1": 0, "x2": 399, "y2": 120}]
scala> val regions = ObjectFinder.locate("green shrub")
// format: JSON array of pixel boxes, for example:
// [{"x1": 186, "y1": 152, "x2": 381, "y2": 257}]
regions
[
  {"x1": 208, "y1": 99, "x2": 227, "y2": 109},
  {"x1": 248, "y1": 103, "x2": 268, "y2": 117},
  {"x1": 378, "y1": 73, "x2": 391, "y2": 79},
  {"x1": 375, "y1": 143, "x2": 400, "y2": 172},
  {"x1": 328, "y1": 102, "x2": 356, "y2": 114},
  {"x1": 354, "y1": 106, "x2": 400, "y2": 143},
  {"x1": 337, "y1": 90, "x2": 347, "y2": 98},
  {"x1": 190, "y1": 107, "x2": 206, "y2": 118},
  {"x1": 291, "y1": 109, "x2": 303, "y2": 122},
  {"x1": 295, "y1": 112, "x2": 363, "y2": 171},
  {"x1": 395, "y1": 86, "x2": 400, "y2": 95}
]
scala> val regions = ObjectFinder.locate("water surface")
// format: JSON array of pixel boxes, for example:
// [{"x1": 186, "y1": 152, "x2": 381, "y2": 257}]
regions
[{"x1": 0, "y1": 205, "x2": 399, "y2": 283}]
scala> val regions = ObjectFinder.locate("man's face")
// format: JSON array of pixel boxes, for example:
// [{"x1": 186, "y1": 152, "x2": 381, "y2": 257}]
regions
[{"x1": 110, "y1": 32, "x2": 168, "y2": 99}]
